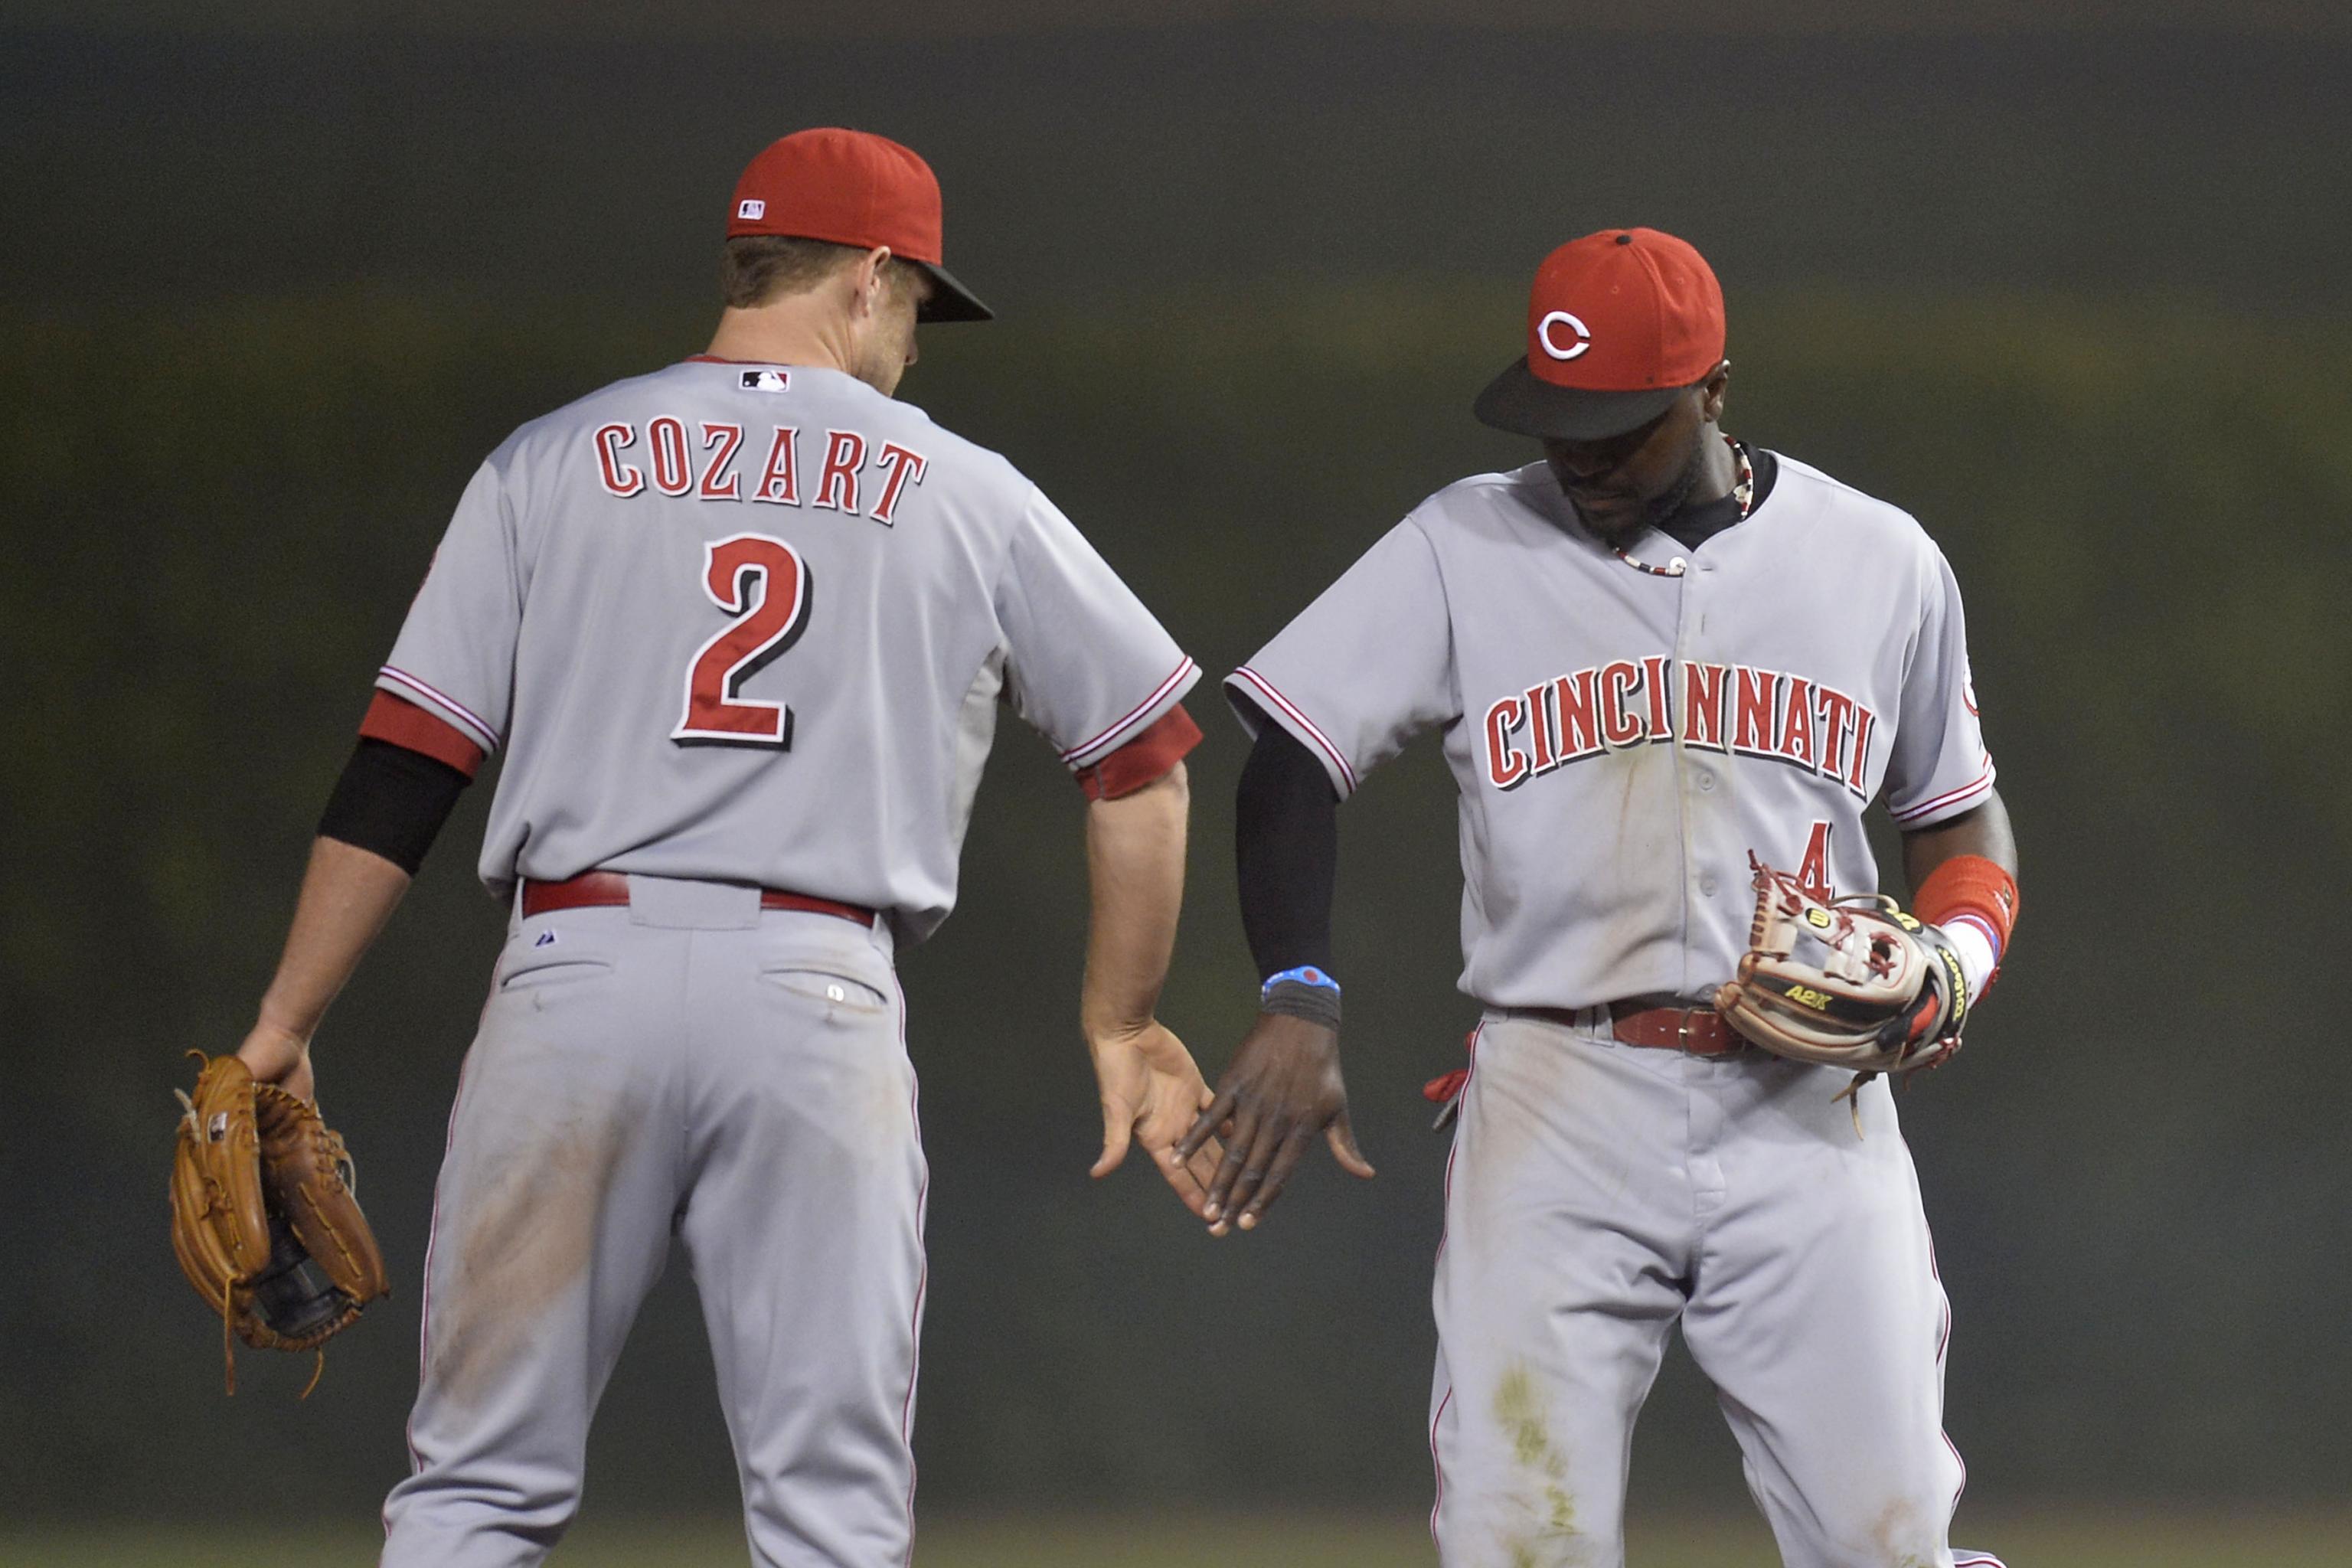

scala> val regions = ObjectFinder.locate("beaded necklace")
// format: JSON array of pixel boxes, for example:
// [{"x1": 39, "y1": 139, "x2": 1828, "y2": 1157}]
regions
[{"x1": 1609, "y1": 436, "x2": 1753, "y2": 579}]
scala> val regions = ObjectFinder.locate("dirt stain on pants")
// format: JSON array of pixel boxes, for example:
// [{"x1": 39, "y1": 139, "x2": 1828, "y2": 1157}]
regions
[
  {"x1": 1492, "y1": 1363, "x2": 1583, "y2": 1567},
  {"x1": 430, "y1": 1107, "x2": 633, "y2": 1410}
]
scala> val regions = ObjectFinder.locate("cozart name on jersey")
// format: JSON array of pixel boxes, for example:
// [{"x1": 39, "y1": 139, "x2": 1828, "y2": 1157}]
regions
[{"x1": 594, "y1": 414, "x2": 930, "y2": 527}]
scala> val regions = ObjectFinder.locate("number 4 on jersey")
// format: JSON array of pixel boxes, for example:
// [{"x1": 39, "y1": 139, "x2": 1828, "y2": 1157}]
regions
[
  {"x1": 673, "y1": 532, "x2": 812, "y2": 749},
  {"x1": 1796, "y1": 820, "x2": 1834, "y2": 901}
]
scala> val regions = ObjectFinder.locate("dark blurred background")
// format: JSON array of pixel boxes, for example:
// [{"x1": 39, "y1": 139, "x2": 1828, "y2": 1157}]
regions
[{"x1": 5, "y1": 1, "x2": 2348, "y2": 1553}]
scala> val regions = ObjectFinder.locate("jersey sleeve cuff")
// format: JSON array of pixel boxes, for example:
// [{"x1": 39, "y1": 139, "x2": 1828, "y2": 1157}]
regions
[
  {"x1": 1057, "y1": 657, "x2": 1200, "y2": 770},
  {"x1": 374, "y1": 666, "x2": 501, "y2": 757},
  {"x1": 1886, "y1": 756, "x2": 1996, "y2": 828},
  {"x1": 1077, "y1": 704, "x2": 1202, "y2": 800},
  {"x1": 359, "y1": 690, "x2": 488, "y2": 778},
  {"x1": 1224, "y1": 666, "x2": 1360, "y2": 799}
]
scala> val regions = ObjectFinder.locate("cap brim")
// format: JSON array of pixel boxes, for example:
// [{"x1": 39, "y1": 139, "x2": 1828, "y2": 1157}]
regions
[
  {"x1": 1473, "y1": 358, "x2": 1687, "y2": 441},
  {"x1": 913, "y1": 260, "x2": 993, "y2": 323}
]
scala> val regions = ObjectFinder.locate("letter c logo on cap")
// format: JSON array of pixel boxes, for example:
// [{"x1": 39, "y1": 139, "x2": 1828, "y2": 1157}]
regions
[{"x1": 1537, "y1": 311, "x2": 1592, "y2": 361}]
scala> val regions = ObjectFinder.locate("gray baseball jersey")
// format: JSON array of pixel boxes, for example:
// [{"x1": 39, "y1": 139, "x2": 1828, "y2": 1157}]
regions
[
  {"x1": 1228, "y1": 453, "x2": 1992, "y2": 1010},
  {"x1": 379, "y1": 357, "x2": 1198, "y2": 939}
]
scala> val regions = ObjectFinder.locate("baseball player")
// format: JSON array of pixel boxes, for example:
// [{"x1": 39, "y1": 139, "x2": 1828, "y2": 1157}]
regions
[
  {"x1": 1174, "y1": 230, "x2": 2020, "y2": 1567},
  {"x1": 227, "y1": 127, "x2": 1220, "y2": 1566}
]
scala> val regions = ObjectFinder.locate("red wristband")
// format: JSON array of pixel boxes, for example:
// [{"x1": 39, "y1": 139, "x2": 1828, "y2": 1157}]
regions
[{"x1": 1912, "y1": 853, "x2": 2018, "y2": 961}]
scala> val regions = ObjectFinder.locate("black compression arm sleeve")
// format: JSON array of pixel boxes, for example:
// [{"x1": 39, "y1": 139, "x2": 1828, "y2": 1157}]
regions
[
  {"x1": 1235, "y1": 715, "x2": 1341, "y2": 980},
  {"x1": 316, "y1": 737, "x2": 471, "y2": 875}
]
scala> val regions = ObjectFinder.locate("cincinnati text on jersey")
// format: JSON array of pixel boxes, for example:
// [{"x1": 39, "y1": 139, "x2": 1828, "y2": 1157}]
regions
[
  {"x1": 1483, "y1": 657, "x2": 1877, "y2": 799},
  {"x1": 593, "y1": 416, "x2": 931, "y2": 527}
]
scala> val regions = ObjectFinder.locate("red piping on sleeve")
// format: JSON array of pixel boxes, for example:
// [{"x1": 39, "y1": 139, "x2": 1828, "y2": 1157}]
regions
[
  {"x1": 1228, "y1": 665, "x2": 1358, "y2": 794},
  {"x1": 1890, "y1": 759, "x2": 1996, "y2": 825},
  {"x1": 1060, "y1": 658, "x2": 1198, "y2": 766},
  {"x1": 377, "y1": 666, "x2": 500, "y2": 751}
]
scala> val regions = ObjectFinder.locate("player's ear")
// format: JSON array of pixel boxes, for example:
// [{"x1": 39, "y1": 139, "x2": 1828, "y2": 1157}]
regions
[
  {"x1": 853, "y1": 246, "x2": 894, "y2": 318},
  {"x1": 1700, "y1": 359, "x2": 1731, "y2": 423}
]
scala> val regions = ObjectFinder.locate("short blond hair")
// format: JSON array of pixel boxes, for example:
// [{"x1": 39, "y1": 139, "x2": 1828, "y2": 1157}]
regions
[{"x1": 719, "y1": 236, "x2": 920, "y2": 309}]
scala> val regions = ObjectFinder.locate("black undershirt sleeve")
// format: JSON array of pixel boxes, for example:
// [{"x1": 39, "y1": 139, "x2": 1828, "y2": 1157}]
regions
[
  {"x1": 1234, "y1": 710, "x2": 1341, "y2": 982},
  {"x1": 316, "y1": 737, "x2": 472, "y2": 876}
]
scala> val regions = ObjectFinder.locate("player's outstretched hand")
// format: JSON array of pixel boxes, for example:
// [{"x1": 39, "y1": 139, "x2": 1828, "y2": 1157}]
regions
[
  {"x1": 1174, "y1": 1011, "x2": 1374, "y2": 1236},
  {"x1": 1088, "y1": 1018, "x2": 1225, "y2": 1220},
  {"x1": 234, "y1": 1019, "x2": 316, "y2": 1105}
]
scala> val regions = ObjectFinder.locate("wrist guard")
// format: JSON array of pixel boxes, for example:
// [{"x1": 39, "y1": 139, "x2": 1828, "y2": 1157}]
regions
[{"x1": 1260, "y1": 978, "x2": 1341, "y2": 1031}]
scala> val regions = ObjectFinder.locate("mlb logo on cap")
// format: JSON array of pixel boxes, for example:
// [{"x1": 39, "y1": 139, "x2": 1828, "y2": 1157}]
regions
[{"x1": 737, "y1": 198, "x2": 766, "y2": 220}]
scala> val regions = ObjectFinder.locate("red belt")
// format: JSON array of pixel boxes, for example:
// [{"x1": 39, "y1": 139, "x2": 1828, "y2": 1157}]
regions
[
  {"x1": 519, "y1": 871, "x2": 876, "y2": 926},
  {"x1": 1423, "y1": 1002, "x2": 1746, "y2": 1116},
  {"x1": 1513, "y1": 1001, "x2": 1749, "y2": 1057}
]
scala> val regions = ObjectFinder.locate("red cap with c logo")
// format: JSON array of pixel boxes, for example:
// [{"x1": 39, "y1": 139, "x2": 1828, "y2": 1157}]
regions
[{"x1": 1475, "y1": 228, "x2": 1723, "y2": 439}]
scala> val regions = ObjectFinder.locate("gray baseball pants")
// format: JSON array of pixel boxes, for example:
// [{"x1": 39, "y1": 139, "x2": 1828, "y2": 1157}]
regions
[
  {"x1": 1428, "y1": 1009, "x2": 2003, "y2": 1568},
  {"x1": 380, "y1": 876, "x2": 926, "y2": 1568}
]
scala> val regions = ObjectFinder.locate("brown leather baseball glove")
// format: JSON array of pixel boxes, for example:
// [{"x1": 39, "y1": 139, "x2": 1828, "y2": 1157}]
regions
[
  {"x1": 170, "y1": 1051, "x2": 390, "y2": 1395},
  {"x1": 1713, "y1": 855, "x2": 1971, "y2": 1094}
]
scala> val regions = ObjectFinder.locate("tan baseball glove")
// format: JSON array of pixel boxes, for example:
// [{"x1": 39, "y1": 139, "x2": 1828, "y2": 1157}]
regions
[
  {"x1": 1713, "y1": 856, "x2": 1971, "y2": 1093},
  {"x1": 170, "y1": 1051, "x2": 390, "y2": 1395}
]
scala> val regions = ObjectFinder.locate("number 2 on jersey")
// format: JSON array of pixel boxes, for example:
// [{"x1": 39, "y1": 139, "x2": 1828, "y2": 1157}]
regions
[{"x1": 672, "y1": 532, "x2": 812, "y2": 749}]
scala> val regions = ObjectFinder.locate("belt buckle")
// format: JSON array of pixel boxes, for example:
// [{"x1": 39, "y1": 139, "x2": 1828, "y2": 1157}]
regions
[{"x1": 1675, "y1": 1004, "x2": 1729, "y2": 1056}]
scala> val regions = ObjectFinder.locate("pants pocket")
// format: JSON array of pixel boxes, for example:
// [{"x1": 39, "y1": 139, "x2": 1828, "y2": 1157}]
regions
[
  {"x1": 759, "y1": 965, "x2": 891, "y2": 1014},
  {"x1": 498, "y1": 955, "x2": 615, "y2": 992}
]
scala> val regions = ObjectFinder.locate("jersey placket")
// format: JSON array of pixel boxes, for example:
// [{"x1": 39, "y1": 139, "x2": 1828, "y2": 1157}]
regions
[
  {"x1": 1668, "y1": 555, "x2": 1714, "y2": 1003},
  {"x1": 1664, "y1": 553, "x2": 1736, "y2": 1218}
]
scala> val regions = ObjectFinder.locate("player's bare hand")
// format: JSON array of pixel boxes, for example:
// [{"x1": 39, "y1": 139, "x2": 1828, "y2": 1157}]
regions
[
  {"x1": 1176, "y1": 1011, "x2": 1374, "y2": 1235},
  {"x1": 235, "y1": 1019, "x2": 315, "y2": 1104},
  {"x1": 1088, "y1": 1019, "x2": 1224, "y2": 1220}
]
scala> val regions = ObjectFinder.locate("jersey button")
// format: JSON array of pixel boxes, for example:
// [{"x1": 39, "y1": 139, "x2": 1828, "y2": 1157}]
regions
[
  {"x1": 1696, "y1": 770, "x2": 1716, "y2": 792},
  {"x1": 1700, "y1": 873, "x2": 1720, "y2": 895}
]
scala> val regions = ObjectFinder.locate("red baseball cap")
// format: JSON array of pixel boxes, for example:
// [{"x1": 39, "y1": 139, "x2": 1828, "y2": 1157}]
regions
[
  {"x1": 727, "y1": 128, "x2": 992, "y2": 324},
  {"x1": 1474, "y1": 227, "x2": 1725, "y2": 439}
]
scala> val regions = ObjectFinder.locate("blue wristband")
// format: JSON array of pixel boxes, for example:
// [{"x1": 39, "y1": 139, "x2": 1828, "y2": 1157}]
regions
[{"x1": 1261, "y1": 965, "x2": 1340, "y2": 1000}]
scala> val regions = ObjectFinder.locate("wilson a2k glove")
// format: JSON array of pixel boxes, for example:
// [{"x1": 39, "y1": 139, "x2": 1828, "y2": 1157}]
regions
[
  {"x1": 1713, "y1": 856, "x2": 1971, "y2": 1094},
  {"x1": 171, "y1": 1052, "x2": 390, "y2": 1394}
]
